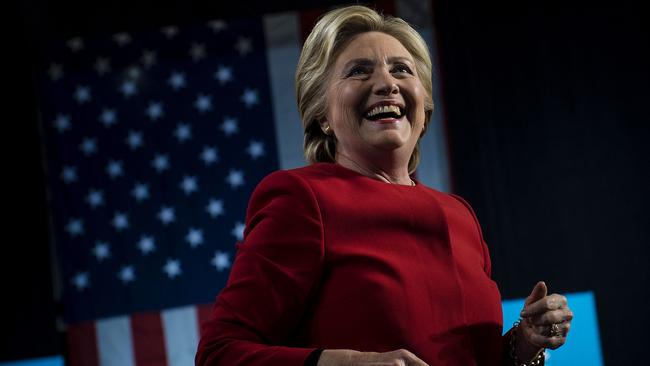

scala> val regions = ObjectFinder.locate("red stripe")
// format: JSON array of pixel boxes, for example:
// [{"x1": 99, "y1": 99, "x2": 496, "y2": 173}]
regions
[
  {"x1": 130, "y1": 311, "x2": 168, "y2": 366},
  {"x1": 66, "y1": 321, "x2": 99, "y2": 366},
  {"x1": 196, "y1": 303, "x2": 214, "y2": 335}
]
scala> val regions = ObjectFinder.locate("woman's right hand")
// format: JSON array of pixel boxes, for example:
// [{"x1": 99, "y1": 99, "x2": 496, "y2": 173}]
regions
[{"x1": 317, "y1": 349, "x2": 429, "y2": 366}]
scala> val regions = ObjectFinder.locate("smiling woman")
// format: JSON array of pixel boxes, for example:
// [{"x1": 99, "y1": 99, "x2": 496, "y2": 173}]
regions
[
  {"x1": 296, "y1": 7, "x2": 434, "y2": 177},
  {"x1": 196, "y1": 5, "x2": 573, "y2": 366}
]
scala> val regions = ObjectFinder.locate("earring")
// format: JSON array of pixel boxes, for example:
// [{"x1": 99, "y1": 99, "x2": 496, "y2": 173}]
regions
[{"x1": 323, "y1": 124, "x2": 332, "y2": 135}]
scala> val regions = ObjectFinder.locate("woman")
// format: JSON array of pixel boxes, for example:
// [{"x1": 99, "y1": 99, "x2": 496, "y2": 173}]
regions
[{"x1": 196, "y1": 5, "x2": 572, "y2": 366}]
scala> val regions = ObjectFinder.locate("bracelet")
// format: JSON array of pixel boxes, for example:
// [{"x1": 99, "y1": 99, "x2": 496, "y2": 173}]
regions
[{"x1": 510, "y1": 319, "x2": 545, "y2": 366}]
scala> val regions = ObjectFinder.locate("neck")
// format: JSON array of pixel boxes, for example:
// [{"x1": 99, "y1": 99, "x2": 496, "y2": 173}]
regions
[{"x1": 336, "y1": 152, "x2": 413, "y2": 186}]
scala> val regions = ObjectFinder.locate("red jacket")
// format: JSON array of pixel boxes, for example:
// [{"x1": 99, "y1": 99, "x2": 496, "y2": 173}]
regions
[{"x1": 196, "y1": 163, "x2": 504, "y2": 365}]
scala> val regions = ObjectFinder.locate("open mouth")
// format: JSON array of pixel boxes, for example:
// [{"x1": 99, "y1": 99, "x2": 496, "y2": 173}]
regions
[{"x1": 363, "y1": 104, "x2": 406, "y2": 121}]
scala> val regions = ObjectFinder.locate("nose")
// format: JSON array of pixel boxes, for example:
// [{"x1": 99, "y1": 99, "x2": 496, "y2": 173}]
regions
[{"x1": 372, "y1": 68, "x2": 399, "y2": 96}]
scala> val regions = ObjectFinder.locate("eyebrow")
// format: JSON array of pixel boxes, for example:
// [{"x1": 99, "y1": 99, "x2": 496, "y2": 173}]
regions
[{"x1": 342, "y1": 56, "x2": 414, "y2": 69}]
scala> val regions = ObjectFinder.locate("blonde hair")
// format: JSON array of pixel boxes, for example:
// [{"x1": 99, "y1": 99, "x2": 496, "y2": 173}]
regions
[{"x1": 295, "y1": 5, "x2": 434, "y2": 173}]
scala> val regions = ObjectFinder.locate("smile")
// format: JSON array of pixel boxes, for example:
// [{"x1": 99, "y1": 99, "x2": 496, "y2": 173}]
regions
[{"x1": 363, "y1": 103, "x2": 406, "y2": 121}]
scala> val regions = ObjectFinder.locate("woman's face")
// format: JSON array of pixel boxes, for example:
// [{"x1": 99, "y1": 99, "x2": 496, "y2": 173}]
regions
[{"x1": 324, "y1": 31, "x2": 427, "y2": 164}]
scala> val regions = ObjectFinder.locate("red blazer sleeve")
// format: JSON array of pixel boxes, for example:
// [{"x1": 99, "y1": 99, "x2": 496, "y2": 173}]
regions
[{"x1": 196, "y1": 170, "x2": 325, "y2": 365}]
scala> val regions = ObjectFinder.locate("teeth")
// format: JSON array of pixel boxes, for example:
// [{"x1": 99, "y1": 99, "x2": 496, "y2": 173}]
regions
[{"x1": 365, "y1": 105, "x2": 402, "y2": 118}]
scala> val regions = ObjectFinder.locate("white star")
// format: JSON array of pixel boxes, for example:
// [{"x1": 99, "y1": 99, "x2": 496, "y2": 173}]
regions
[
  {"x1": 118, "y1": 265, "x2": 135, "y2": 283},
  {"x1": 211, "y1": 250, "x2": 231, "y2": 271},
  {"x1": 226, "y1": 169, "x2": 245, "y2": 189},
  {"x1": 137, "y1": 235, "x2": 156, "y2": 255},
  {"x1": 94, "y1": 57, "x2": 111, "y2": 75},
  {"x1": 92, "y1": 241, "x2": 111, "y2": 261},
  {"x1": 112, "y1": 211, "x2": 129, "y2": 231},
  {"x1": 99, "y1": 108, "x2": 117, "y2": 127},
  {"x1": 53, "y1": 114, "x2": 71, "y2": 132},
  {"x1": 79, "y1": 137, "x2": 97, "y2": 155},
  {"x1": 200, "y1": 146, "x2": 218, "y2": 165},
  {"x1": 126, "y1": 65, "x2": 142, "y2": 80},
  {"x1": 86, "y1": 189, "x2": 104, "y2": 208},
  {"x1": 71, "y1": 272, "x2": 90, "y2": 290},
  {"x1": 74, "y1": 86, "x2": 92, "y2": 104},
  {"x1": 66, "y1": 218, "x2": 84, "y2": 237},
  {"x1": 106, "y1": 160, "x2": 124, "y2": 179},
  {"x1": 140, "y1": 50, "x2": 157, "y2": 68},
  {"x1": 207, "y1": 19, "x2": 227, "y2": 33},
  {"x1": 214, "y1": 66, "x2": 233, "y2": 85},
  {"x1": 206, "y1": 198, "x2": 224, "y2": 218},
  {"x1": 113, "y1": 32, "x2": 132, "y2": 46},
  {"x1": 158, "y1": 206, "x2": 175, "y2": 225},
  {"x1": 194, "y1": 94, "x2": 213, "y2": 113},
  {"x1": 120, "y1": 80, "x2": 138, "y2": 97},
  {"x1": 180, "y1": 175, "x2": 198, "y2": 195},
  {"x1": 125, "y1": 130, "x2": 144, "y2": 150},
  {"x1": 67, "y1": 37, "x2": 84, "y2": 52},
  {"x1": 186, "y1": 228, "x2": 204, "y2": 248},
  {"x1": 61, "y1": 166, "x2": 77, "y2": 184},
  {"x1": 131, "y1": 182, "x2": 149, "y2": 202},
  {"x1": 231, "y1": 221, "x2": 245, "y2": 241},
  {"x1": 235, "y1": 37, "x2": 253, "y2": 56},
  {"x1": 221, "y1": 117, "x2": 239, "y2": 136},
  {"x1": 48, "y1": 63, "x2": 63, "y2": 81},
  {"x1": 152, "y1": 153, "x2": 170, "y2": 173},
  {"x1": 174, "y1": 123, "x2": 192, "y2": 142},
  {"x1": 163, "y1": 258, "x2": 182, "y2": 279},
  {"x1": 167, "y1": 71, "x2": 186, "y2": 90},
  {"x1": 240, "y1": 88, "x2": 259, "y2": 108},
  {"x1": 146, "y1": 101, "x2": 164, "y2": 121},
  {"x1": 189, "y1": 43, "x2": 206, "y2": 61},
  {"x1": 161, "y1": 25, "x2": 179, "y2": 38},
  {"x1": 246, "y1": 140, "x2": 265, "y2": 159}
]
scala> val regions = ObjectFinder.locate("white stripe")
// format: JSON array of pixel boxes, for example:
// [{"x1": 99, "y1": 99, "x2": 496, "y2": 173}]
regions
[
  {"x1": 263, "y1": 12, "x2": 305, "y2": 170},
  {"x1": 162, "y1": 305, "x2": 199, "y2": 366},
  {"x1": 96, "y1": 315, "x2": 136, "y2": 366},
  {"x1": 397, "y1": 0, "x2": 452, "y2": 192}
]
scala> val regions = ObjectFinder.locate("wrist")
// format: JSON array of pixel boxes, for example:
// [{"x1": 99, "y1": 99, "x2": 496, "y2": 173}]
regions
[
  {"x1": 316, "y1": 349, "x2": 358, "y2": 366},
  {"x1": 515, "y1": 327, "x2": 543, "y2": 360},
  {"x1": 509, "y1": 320, "x2": 544, "y2": 366}
]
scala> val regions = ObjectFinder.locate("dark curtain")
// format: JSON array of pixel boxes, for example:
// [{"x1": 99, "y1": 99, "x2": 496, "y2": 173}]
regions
[{"x1": 433, "y1": 1, "x2": 650, "y2": 364}]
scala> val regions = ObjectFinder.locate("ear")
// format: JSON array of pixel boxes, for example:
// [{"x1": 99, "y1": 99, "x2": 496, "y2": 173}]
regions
[{"x1": 319, "y1": 118, "x2": 332, "y2": 135}]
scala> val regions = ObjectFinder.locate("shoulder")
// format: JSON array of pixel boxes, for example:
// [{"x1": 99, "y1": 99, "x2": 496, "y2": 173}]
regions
[
  {"x1": 446, "y1": 192, "x2": 486, "y2": 240},
  {"x1": 246, "y1": 165, "x2": 332, "y2": 219}
]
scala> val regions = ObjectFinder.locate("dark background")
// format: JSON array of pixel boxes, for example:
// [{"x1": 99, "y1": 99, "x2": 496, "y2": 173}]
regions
[{"x1": 5, "y1": 0, "x2": 649, "y2": 365}]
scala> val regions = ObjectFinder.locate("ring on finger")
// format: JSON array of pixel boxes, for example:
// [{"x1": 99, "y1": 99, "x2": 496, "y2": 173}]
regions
[{"x1": 548, "y1": 323, "x2": 561, "y2": 337}]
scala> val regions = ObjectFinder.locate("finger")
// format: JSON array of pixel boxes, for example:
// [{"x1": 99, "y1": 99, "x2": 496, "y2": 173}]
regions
[
  {"x1": 524, "y1": 281, "x2": 547, "y2": 307},
  {"x1": 382, "y1": 349, "x2": 429, "y2": 366},
  {"x1": 528, "y1": 308, "x2": 574, "y2": 325},
  {"x1": 522, "y1": 293, "x2": 567, "y2": 317},
  {"x1": 525, "y1": 327, "x2": 568, "y2": 350}
]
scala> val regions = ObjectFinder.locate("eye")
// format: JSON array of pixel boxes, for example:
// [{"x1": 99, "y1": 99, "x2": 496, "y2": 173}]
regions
[
  {"x1": 391, "y1": 64, "x2": 413, "y2": 75},
  {"x1": 346, "y1": 65, "x2": 371, "y2": 77}
]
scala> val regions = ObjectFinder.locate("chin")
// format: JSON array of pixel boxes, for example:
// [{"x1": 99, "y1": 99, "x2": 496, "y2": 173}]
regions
[{"x1": 369, "y1": 134, "x2": 410, "y2": 151}]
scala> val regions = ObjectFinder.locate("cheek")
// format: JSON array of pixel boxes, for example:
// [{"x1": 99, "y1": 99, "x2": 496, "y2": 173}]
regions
[
  {"x1": 329, "y1": 84, "x2": 362, "y2": 121},
  {"x1": 408, "y1": 82, "x2": 427, "y2": 125}
]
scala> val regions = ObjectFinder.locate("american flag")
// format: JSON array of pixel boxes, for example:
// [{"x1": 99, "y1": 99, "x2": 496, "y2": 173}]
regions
[{"x1": 36, "y1": 1, "x2": 450, "y2": 365}]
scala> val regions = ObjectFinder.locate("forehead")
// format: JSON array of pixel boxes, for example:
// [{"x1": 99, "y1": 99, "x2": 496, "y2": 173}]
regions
[{"x1": 334, "y1": 31, "x2": 413, "y2": 65}]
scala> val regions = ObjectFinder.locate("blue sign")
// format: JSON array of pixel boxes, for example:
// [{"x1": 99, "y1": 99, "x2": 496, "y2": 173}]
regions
[{"x1": 0, "y1": 356, "x2": 64, "y2": 366}]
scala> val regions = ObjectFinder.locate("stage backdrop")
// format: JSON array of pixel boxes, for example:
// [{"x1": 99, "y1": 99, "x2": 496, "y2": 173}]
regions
[{"x1": 24, "y1": 0, "x2": 635, "y2": 365}]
